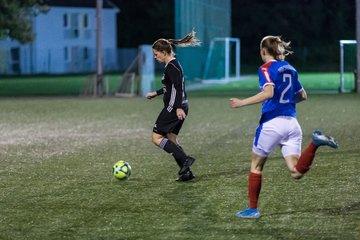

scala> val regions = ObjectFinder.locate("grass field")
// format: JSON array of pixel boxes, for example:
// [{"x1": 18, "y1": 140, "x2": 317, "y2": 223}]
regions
[{"x1": 0, "y1": 93, "x2": 359, "y2": 239}]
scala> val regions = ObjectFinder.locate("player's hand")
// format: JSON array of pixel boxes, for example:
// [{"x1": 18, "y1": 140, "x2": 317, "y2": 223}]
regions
[
  {"x1": 176, "y1": 108, "x2": 186, "y2": 120},
  {"x1": 145, "y1": 92, "x2": 157, "y2": 99},
  {"x1": 229, "y1": 98, "x2": 243, "y2": 108}
]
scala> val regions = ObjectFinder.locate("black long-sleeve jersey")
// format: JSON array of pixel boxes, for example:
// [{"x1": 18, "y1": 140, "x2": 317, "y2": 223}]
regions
[{"x1": 156, "y1": 59, "x2": 188, "y2": 112}]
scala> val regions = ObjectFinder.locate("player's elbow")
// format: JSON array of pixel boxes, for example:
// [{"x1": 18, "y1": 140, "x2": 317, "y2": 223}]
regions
[
  {"x1": 262, "y1": 85, "x2": 274, "y2": 100},
  {"x1": 302, "y1": 90, "x2": 308, "y2": 101},
  {"x1": 296, "y1": 89, "x2": 307, "y2": 103},
  {"x1": 263, "y1": 91, "x2": 274, "y2": 100}
]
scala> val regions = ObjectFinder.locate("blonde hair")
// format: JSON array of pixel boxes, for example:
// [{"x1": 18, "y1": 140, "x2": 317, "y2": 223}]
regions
[
  {"x1": 152, "y1": 30, "x2": 201, "y2": 56},
  {"x1": 260, "y1": 35, "x2": 293, "y2": 61}
]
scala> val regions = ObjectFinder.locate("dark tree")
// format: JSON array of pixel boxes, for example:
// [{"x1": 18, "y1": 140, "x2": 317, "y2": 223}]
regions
[
  {"x1": 231, "y1": 0, "x2": 355, "y2": 71},
  {"x1": 113, "y1": 0, "x2": 174, "y2": 48},
  {"x1": 0, "y1": 0, "x2": 48, "y2": 44}
]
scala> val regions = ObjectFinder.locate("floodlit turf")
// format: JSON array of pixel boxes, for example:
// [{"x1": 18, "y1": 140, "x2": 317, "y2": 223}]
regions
[{"x1": 0, "y1": 94, "x2": 359, "y2": 239}]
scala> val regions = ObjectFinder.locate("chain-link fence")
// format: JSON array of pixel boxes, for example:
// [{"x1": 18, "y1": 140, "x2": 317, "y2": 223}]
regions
[
  {"x1": 0, "y1": 47, "x2": 141, "y2": 75},
  {"x1": 175, "y1": 0, "x2": 231, "y2": 81}
]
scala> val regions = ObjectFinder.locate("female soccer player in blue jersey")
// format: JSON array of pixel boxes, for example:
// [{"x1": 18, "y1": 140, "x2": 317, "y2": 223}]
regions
[
  {"x1": 229, "y1": 35, "x2": 338, "y2": 218},
  {"x1": 145, "y1": 31, "x2": 200, "y2": 181}
]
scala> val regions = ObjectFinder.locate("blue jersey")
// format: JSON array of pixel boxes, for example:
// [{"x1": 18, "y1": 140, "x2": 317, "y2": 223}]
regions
[{"x1": 258, "y1": 60, "x2": 303, "y2": 123}]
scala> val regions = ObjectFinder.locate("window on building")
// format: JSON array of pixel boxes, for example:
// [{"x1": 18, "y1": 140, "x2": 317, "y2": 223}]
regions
[
  {"x1": 70, "y1": 13, "x2": 79, "y2": 38},
  {"x1": 83, "y1": 47, "x2": 89, "y2": 60},
  {"x1": 64, "y1": 12, "x2": 91, "y2": 39},
  {"x1": 64, "y1": 47, "x2": 69, "y2": 61},
  {"x1": 10, "y1": 48, "x2": 20, "y2": 73},
  {"x1": 82, "y1": 14, "x2": 91, "y2": 39},
  {"x1": 63, "y1": 14, "x2": 68, "y2": 28},
  {"x1": 83, "y1": 14, "x2": 88, "y2": 28}
]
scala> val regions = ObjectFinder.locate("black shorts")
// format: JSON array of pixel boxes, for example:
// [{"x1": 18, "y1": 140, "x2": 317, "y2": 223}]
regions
[{"x1": 153, "y1": 104, "x2": 188, "y2": 136}]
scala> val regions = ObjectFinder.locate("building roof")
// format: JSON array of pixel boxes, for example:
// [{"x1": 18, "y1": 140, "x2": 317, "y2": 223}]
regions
[{"x1": 46, "y1": 0, "x2": 118, "y2": 9}]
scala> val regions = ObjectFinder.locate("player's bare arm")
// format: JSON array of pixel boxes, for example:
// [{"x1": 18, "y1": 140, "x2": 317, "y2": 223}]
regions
[
  {"x1": 145, "y1": 91, "x2": 157, "y2": 99},
  {"x1": 295, "y1": 88, "x2": 307, "y2": 103},
  {"x1": 229, "y1": 85, "x2": 274, "y2": 108}
]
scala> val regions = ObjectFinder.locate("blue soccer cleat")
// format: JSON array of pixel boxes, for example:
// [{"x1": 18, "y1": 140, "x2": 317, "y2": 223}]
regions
[
  {"x1": 235, "y1": 208, "x2": 261, "y2": 219},
  {"x1": 312, "y1": 130, "x2": 338, "y2": 148}
]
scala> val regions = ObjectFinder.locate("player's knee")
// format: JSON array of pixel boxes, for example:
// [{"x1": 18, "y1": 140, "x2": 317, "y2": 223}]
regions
[
  {"x1": 151, "y1": 135, "x2": 158, "y2": 145},
  {"x1": 151, "y1": 134, "x2": 162, "y2": 146}
]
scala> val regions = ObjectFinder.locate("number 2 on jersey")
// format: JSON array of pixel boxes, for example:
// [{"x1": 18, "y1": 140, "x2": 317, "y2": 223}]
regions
[{"x1": 280, "y1": 73, "x2": 292, "y2": 103}]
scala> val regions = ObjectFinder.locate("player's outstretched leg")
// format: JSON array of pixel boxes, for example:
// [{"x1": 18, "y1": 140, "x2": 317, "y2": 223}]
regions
[
  {"x1": 293, "y1": 130, "x2": 338, "y2": 178},
  {"x1": 312, "y1": 130, "x2": 338, "y2": 148}
]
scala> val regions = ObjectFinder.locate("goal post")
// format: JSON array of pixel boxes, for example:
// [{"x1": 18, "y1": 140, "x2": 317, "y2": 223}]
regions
[
  {"x1": 115, "y1": 45, "x2": 154, "y2": 97},
  {"x1": 339, "y1": 40, "x2": 356, "y2": 93},
  {"x1": 202, "y1": 37, "x2": 240, "y2": 83}
]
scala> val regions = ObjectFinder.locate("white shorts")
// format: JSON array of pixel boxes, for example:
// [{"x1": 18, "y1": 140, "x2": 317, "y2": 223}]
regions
[{"x1": 252, "y1": 116, "x2": 302, "y2": 158}]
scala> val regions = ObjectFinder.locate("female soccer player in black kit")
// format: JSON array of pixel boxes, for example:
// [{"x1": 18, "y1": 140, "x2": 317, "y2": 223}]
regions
[{"x1": 145, "y1": 31, "x2": 200, "y2": 181}]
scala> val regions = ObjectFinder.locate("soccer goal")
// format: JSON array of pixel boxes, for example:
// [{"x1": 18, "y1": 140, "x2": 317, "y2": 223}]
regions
[
  {"x1": 115, "y1": 45, "x2": 154, "y2": 97},
  {"x1": 339, "y1": 40, "x2": 356, "y2": 93},
  {"x1": 202, "y1": 37, "x2": 240, "y2": 83}
]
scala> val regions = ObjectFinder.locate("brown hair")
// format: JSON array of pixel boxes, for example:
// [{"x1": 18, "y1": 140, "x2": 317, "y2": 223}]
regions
[
  {"x1": 260, "y1": 35, "x2": 293, "y2": 61},
  {"x1": 152, "y1": 30, "x2": 201, "y2": 56}
]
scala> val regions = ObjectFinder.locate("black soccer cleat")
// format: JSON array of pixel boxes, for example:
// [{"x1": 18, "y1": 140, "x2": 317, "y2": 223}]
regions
[
  {"x1": 176, "y1": 170, "x2": 195, "y2": 182},
  {"x1": 179, "y1": 156, "x2": 195, "y2": 175}
]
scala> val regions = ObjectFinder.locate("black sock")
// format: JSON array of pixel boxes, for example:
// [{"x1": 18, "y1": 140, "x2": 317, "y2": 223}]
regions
[
  {"x1": 160, "y1": 138, "x2": 187, "y2": 166},
  {"x1": 175, "y1": 144, "x2": 185, "y2": 167},
  {"x1": 177, "y1": 144, "x2": 184, "y2": 152},
  {"x1": 174, "y1": 157, "x2": 183, "y2": 168}
]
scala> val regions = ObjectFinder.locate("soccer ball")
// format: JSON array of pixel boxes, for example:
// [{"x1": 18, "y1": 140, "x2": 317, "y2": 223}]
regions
[{"x1": 112, "y1": 161, "x2": 132, "y2": 180}]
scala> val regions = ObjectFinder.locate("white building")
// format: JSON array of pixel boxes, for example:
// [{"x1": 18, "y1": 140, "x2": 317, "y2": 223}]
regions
[{"x1": 0, "y1": 0, "x2": 119, "y2": 74}]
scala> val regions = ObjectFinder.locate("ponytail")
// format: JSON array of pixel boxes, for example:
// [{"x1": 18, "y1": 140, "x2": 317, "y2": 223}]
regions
[
  {"x1": 260, "y1": 35, "x2": 293, "y2": 60},
  {"x1": 152, "y1": 30, "x2": 201, "y2": 56},
  {"x1": 168, "y1": 30, "x2": 201, "y2": 47}
]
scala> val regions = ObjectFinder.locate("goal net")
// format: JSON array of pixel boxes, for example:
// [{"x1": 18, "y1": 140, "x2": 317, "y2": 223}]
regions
[
  {"x1": 202, "y1": 37, "x2": 240, "y2": 83},
  {"x1": 339, "y1": 40, "x2": 356, "y2": 93}
]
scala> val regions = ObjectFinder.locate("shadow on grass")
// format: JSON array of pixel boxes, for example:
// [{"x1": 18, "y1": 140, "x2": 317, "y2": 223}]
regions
[
  {"x1": 266, "y1": 201, "x2": 360, "y2": 217},
  {"x1": 319, "y1": 202, "x2": 360, "y2": 216},
  {"x1": 194, "y1": 168, "x2": 249, "y2": 181}
]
